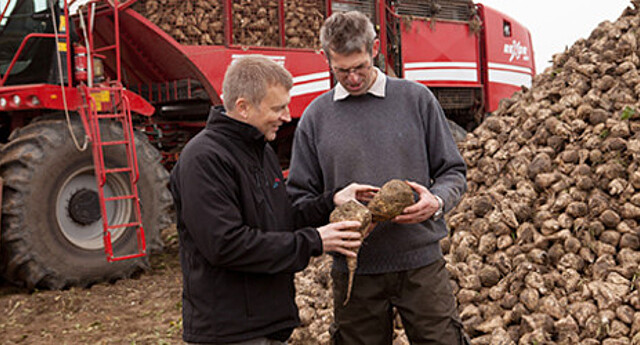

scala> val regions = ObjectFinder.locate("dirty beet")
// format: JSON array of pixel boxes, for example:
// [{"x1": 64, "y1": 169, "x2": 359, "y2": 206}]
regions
[
  {"x1": 329, "y1": 200, "x2": 372, "y2": 306},
  {"x1": 367, "y1": 179, "x2": 416, "y2": 222},
  {"x1": 446, "y1": 1, "x2": 640, "y2": 343}
]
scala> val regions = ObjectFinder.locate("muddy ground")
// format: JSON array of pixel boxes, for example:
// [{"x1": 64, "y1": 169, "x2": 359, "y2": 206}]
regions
[
  {"x1": 0, "y1": 225, "x2": 351, "y2": 345},
  {"x1": 0, "y1": 227, "x2": 185, "y2": 345}
]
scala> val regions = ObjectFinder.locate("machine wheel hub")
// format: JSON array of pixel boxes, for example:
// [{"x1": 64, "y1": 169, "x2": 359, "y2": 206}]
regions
[{"x1": 68, "y1": 188, "x2": 101, "y2": 226}]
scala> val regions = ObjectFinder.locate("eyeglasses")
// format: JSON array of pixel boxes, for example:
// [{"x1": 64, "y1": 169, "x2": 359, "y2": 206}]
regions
[{"x1": 331, "y1": 62, "x2": 372, "y2": 78}]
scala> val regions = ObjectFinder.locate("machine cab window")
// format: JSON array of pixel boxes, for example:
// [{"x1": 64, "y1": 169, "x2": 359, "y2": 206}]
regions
[
  {"x1": 0, "y1": 0, "x2": 59, "y2": 84},
  {"x1": 503, "y1": 20, "x2": 512, "y2": 37}
]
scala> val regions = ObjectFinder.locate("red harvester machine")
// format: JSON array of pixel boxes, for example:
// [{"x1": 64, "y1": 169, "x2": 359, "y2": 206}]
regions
[{"x1": 0, "y1": 0, "x2": 534, "y2": 288}]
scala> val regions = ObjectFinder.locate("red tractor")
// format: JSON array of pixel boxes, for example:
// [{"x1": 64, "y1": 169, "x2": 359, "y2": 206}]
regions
[
  {"x1": 0, "y1": 0, "x2": 534, "y2": 289},
  {"x1": 0, "y1": 0, "x2": 171, "y2": 289}
]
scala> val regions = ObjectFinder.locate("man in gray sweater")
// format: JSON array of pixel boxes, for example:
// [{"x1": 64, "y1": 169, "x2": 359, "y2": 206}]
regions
[{"x1": 286, "y1": 11, "x2": 469, "y2": 345}]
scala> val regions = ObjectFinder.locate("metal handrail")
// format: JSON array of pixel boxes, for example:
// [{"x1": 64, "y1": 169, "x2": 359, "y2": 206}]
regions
[
  {"x1": 121, "y1": 93, "x2": 140, "y2": 183},
  {"x1": 0, "y1": 33, "x2": 57, "y2": 86},
  {"x1": 0, "y1": 0, "x2": 10, "y2": 25}
]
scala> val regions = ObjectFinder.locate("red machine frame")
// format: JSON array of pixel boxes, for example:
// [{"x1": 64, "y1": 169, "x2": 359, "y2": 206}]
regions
[
  {"x1": 0, "y1": 0, "x2": 152, "y2": 262},
  {"x1": 107, "y1": 0, "x2": 534, "y2": 120},
  {"x1": 0, "y1": 0, "x2": 536, "y2": 134},
  {"x1": 0, "y1": 0, "x2": 536, "y2": 263}
]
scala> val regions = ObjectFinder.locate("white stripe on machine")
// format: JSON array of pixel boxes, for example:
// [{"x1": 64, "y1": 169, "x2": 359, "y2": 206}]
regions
[
  {"x1": 488, "y1": 62, "x2": 532, "y2": 74},
  {"x1": 221, "y1": 73, "x2": 330, "y2": 99},
  {"x1": 404, "y1": 69, "x2": 478, "y2": 82},
  {"x1": 292, "y1": 72, "x2": 330, "y2": 84},
  {"x1": 290, "y1": 79, "x2": 331, "y2": 97},
  {"x1": 488, "y1": 69, "x2": 532, "y2": 87},
  {"x1": 404, "y1": 62, "x2": 477, "y2": 69}
]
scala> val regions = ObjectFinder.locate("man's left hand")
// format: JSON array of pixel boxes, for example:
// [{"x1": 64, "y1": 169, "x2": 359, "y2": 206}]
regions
[
  {"x1": 393, "y1": 181, "x2": 439, "y2": 224},
  {"x1": 334, "y1": 183, "x2": 379, "y2": 206}
]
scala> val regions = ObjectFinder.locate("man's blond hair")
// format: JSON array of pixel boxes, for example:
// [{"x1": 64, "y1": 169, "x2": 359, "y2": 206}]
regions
[{"x1": 223, "y1": 55, "x2": 293, "y2": 111}]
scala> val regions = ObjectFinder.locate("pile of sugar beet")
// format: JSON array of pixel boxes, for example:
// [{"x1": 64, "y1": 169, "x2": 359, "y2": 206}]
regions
[
  {"x1": 292, "y1": 1, "x2": 640, "y2": 344},
  {"x1": 132, "y1": 0, "x2": 324, "y2": 48}
]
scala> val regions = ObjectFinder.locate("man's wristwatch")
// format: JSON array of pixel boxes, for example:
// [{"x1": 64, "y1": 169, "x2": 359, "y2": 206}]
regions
[{"x1": 432, "y1": 195, "x2": 444, "y2": 221}]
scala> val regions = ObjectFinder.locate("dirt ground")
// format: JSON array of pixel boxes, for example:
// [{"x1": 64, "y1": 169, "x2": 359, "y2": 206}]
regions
[
  {"x1": 0, "y1": 226, "x2": 184, "y2": 345},
  {"x1": 0, "y1": 225, "x2": 349, "y2": 345}
]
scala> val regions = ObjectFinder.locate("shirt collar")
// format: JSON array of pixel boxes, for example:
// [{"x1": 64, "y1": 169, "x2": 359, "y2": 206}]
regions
[{"x1": 333, "y1": 67, "x2": 386, "y2": 101}]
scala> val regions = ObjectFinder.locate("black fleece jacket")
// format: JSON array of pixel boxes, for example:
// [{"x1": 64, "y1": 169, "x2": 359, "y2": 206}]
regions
[{"x1": 170, "y1": 107, "x2": 334, "y2": 343}]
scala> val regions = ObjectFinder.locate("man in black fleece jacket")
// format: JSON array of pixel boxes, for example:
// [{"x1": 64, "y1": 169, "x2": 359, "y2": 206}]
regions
[{"x1": 170, "y1": 56, "x2": 376, "y2": 344}]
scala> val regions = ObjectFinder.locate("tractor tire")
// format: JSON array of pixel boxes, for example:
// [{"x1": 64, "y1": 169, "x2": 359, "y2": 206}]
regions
[{"x1": 0, "y1": 118, "x2": 172, "y2": 289}]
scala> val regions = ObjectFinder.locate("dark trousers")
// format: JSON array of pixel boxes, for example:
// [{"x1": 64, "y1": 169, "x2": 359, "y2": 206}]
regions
[{"x1": 330, "y1": 258, "x2": 469, "y2": 345}]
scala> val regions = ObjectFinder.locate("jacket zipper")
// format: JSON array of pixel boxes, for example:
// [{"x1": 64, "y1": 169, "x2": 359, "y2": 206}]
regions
[{"x1": 258, "y1": 168, "x2": 277, "y2": 217}]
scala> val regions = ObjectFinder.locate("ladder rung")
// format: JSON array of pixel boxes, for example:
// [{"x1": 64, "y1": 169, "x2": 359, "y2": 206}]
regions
[
  {"x1": 107, "y1": 221, "x2": 141, "y2": 230},
  {"x1": 88, "y1": 86, "x2": 146, "y2": 263},
  {"x1": 105, "y1": 167, "x2": 132, "y2": 174},
  {"x1": 107, "y1": 252, "x2": 146, "y2": 262},
  {"x1": 105, "y1": 194, "x2": 136, "y2": 202},
  {"x1": 96, "y1": 113, "x2": 125, "y2": 119},
  {"x1": 100, "y1": 140, "x2": 129, "y2": 146}
]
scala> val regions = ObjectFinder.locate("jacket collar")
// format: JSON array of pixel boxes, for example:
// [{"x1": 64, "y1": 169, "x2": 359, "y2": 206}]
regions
[{"x1": 206, "y1": 106, "x2": 265, "y2": 145}]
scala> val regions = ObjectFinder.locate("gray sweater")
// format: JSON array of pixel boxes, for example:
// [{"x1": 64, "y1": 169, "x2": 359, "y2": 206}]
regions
[{"x1": 287, "y1": 76, "x2": 467, "y2": 274}]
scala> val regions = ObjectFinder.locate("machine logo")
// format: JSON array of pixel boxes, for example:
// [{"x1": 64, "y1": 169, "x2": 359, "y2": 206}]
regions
[{"x1": 503, "y1": 40, "x2": 530, "y2": 62}]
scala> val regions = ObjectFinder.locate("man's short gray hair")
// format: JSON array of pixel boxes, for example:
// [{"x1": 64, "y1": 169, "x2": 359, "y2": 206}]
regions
[
  {"x1": 222, "y1": 55, "x2": 293, "y2": 111},
  {"x1": 320, "y1": 11, "x2": 376, "y2": 60}
]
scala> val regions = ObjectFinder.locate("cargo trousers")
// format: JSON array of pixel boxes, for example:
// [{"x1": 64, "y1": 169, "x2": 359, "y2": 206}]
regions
[{"x1": 330, "y1": 258, "x2": 470, "y2": 345}]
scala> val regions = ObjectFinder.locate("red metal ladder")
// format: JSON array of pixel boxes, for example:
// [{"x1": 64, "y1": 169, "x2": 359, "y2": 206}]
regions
[{"x1": 85, "y1": 84, "x2": 146, "y2": 262}]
